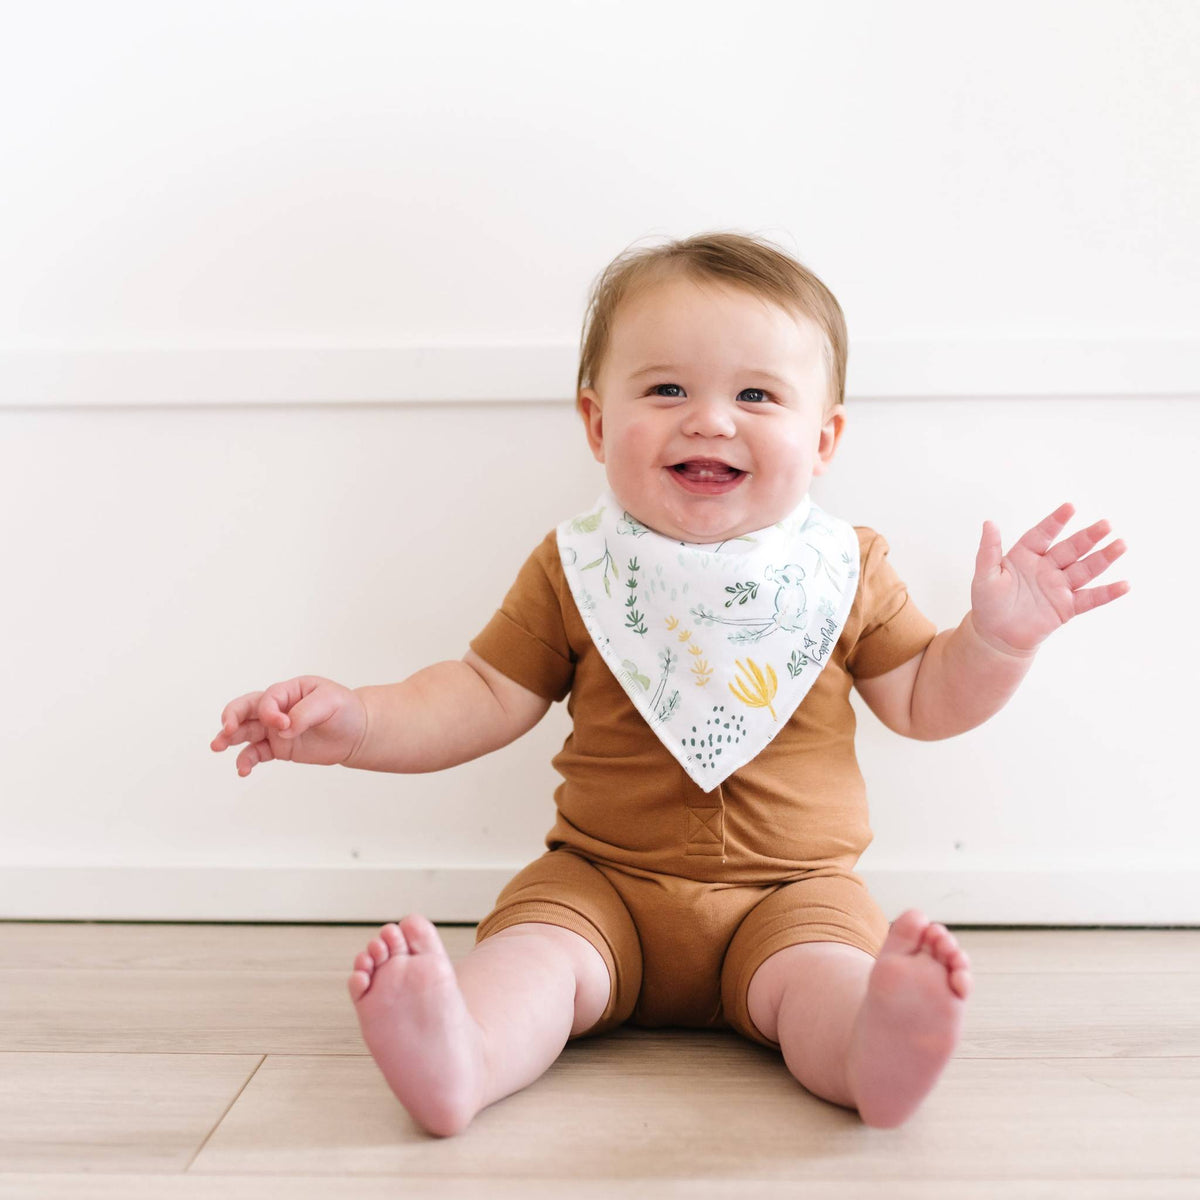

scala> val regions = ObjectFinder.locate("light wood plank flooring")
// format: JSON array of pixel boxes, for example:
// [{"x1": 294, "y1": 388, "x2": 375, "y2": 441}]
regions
[{"x1": 1, "y1": 922, "x2": 1198, "y2": 1197}]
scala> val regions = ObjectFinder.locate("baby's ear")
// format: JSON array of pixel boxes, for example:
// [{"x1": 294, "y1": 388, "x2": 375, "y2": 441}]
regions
[
  {"x1": 812, "y1": 404, "x2": 847, "y2": 476},
  {"x1": 579, "y1": 389, "x2": 606, "y2": 463}
]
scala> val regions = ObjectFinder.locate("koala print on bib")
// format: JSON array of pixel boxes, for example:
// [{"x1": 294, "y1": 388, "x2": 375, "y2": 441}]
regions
[{"x1": 556, "y1": 489, "x2": 859, "y2": 791}]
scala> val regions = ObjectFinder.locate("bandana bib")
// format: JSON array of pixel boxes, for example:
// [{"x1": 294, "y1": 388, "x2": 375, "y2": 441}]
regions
[{"x1": 556, "y1": 489, "x2": 860, "y2": 792}]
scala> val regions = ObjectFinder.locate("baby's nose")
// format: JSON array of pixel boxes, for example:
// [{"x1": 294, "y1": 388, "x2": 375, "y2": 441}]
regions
[{"x1": 681, "y1": 398, "x2": 737, "y2": 437}]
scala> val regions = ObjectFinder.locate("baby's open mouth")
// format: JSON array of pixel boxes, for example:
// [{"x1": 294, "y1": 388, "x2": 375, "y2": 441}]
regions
[
  {"x1": 671, "y1": 459, "x2": 744, "y2": 481},
  {"x1": 676, "y1": 456, "x2": 739, "y2": 480},
  {"x1": 669, "y1": 459, "x2": 747, "y2": 495}
]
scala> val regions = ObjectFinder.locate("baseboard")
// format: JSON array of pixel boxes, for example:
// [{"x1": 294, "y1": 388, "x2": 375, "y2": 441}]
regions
[
  {"x1": 1, "y1": 865, "x2": 1197, "y2": 925},
  {"x1": 0, "y1": 866, "x2": 510, "y2": 923},
  {"x1": 864, "y1": 868, "x2": 1200, "y2": 926}
]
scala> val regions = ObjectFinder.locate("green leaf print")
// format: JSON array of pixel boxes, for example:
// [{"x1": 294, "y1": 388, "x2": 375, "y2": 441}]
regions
[
  {"x1": 620, "y1": 660, "x2": 651, "y2": 691},
  {"x1": 724, "y1": 580, "x2": 760, "y2": 608},
  {"x1": 581, "y1": 542, "x2": 620, "y2": 598},
  {"x1": 622, "y1": 555, "x2": 646, "y2": 636},
  {"x1": 570, "y1": 507, "x2": 605, "y2": 533}
]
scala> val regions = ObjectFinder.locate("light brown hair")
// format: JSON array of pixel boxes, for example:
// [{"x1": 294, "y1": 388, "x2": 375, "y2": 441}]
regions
[{"x1": 576, "y1": 230, "x2": 848, "y2": 414}]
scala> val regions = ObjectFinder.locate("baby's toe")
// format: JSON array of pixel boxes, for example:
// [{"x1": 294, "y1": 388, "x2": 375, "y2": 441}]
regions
[
  {"x1": 398, "y1": 913, "x2": 447, "y2": 959},
  {"x1": 927, "y1": 928, "x2": 971, "y2": 976},
  {"x1": 367, "y1": 936, "x2": 390, "y2": 967},
  {"x1": 949, "y1": 966, "x2": 973, "y2": 1000},
  {"x1": 353, "y1": 950, "x2": 376, "y2": 976},
  {"x1": 918, "y1": 921, "x2": 947, "y2": 951},
  {"x1": 347, "y1": 967, "x2": 372, "y2": 1002},
  {"x1": 921, "y1": 923, "x2": 951, "y2": 958},
  {"x1": 882, "y1": 909, "x2": 930, "y2": 957},
  {"x1": 940, "y1": 930, "x2": 966, "y2": 961},
  {"x1": 379, "y1": 923, "x2": 408, "y2": 956}
]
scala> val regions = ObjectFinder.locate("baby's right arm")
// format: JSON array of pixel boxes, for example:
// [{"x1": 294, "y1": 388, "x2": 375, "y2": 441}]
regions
[
  {"x1": 347, "y1": 650, "x2": 552, "y2": 773},
  {"x1": 210, "y1": 650, "x2": 551, "y2": 778}
]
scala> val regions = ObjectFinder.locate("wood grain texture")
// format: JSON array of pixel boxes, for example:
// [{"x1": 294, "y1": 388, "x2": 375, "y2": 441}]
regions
[
  {"x1": 189, "y1": 1046, "x2": 1200, "y2": 1183},
  {"x1": 1, "y1": 921, "x2": 1198, "y2": 1192},
  {"x1": 4, "y1": 1181, "x2": 1200, "y2": 1200},
  {"x1": 0, "y1": 1053, "x2": 261, "y2": 1172}
]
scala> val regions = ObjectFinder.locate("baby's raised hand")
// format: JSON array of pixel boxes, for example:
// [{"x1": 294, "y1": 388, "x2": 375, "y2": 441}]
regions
[
  {"x1": 969, "y1": 503, "x2": 1130, "y2": 656},
  {"x1": 210, "y1": 676, "x2": 368, "y2": 777}
]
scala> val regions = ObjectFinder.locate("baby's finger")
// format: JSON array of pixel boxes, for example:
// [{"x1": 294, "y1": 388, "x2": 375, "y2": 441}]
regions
[
  {"x1": 279, "y1": 688, "x2": 337, "y2": 739},
  {"x1": 214, "y1": 718, "x2": 267, "y2": 751},
  {"x1": 1018, "y1": 502, "x2": 1076, "y2": 556},
  {"x1": 256, "y1": 686, "x2": 295, "y2": 733},
  {"x1": 1048, "y1": 518, "x2": 1112, "y2": 570},
  {"x1": 1071, "y1": 579, "x2": 1131, "y2": 616},
  {"x1": 235, "y1": 739, "x2": 275, "y2": 777},
  {"x1": 212, "y1": 719, "x2": 239, "y2": 751},
  {"x1": 1063, "y1": 539, "x2": 1126, "y2": 590},
  {"x1": 221, "y1": 691, "x2": 264, "y2": 727}
]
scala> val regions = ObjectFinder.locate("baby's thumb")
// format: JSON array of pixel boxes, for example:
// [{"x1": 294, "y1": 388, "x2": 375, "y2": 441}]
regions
[
  {"x1": 975, "y1": 520, "x2": 1003, "y2": 578},
  {"x1": 278, "y1": 689, "x2": 338, "y2": 739}
]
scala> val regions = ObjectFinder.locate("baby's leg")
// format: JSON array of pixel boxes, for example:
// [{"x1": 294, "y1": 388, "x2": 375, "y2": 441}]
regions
[
  {"x1": 348, "y1": 915, "x2": 610, "y2": 1137},
  {"x1": 746, "y1": 909, "x2": 971, "y2": 1129}
]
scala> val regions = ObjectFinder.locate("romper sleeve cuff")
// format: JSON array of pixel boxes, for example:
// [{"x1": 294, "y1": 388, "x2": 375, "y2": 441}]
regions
[
  {"x1": 467, "y1": 531, "x2": 575, "y2": 702},
  {"x1": 469, "y1": 612, "x2": 574, "y2": 702}
]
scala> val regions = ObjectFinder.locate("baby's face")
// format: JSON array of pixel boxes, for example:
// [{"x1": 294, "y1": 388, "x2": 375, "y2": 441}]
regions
[{"x1": 578, "y1": 273, "x2": 845, "y2": 544}]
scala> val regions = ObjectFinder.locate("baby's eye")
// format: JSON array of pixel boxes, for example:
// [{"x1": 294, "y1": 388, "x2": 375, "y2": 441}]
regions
[{"x1": 649, "y1": 383, "x2": 774, "y2": 403}]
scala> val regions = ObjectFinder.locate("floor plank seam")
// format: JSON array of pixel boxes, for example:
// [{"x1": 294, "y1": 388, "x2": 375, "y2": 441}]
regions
[
  {"x1": 183, "y1": 1053, "x2": 266, "y2": 1173},
  {"x1": 4, "y1": 1170, "x2": 1190, "y2": 1184}
]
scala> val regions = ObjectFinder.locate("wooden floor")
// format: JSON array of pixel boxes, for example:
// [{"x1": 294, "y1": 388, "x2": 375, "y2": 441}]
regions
[{"x1": 1, "y1": 923, "x2": 1198, "y2": 1198}]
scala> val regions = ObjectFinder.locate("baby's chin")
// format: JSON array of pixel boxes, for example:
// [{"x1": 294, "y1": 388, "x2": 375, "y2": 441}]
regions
[
  {"x1": 668, "y1": 517, "x2": 769, "y2": 546},
  {"x1": 609, "y1": 478, "x2": 790, "y2": 546}
]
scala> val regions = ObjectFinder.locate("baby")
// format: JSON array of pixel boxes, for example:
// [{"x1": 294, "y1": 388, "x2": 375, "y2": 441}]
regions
[{"x1": 210, "y1": 231, "x2": 1129, "y2": 1136}]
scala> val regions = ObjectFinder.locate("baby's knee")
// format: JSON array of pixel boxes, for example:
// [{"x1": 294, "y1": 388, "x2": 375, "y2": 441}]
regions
[{"x1": 480, "y1": 920, "x2": 613, "y2": 1037}]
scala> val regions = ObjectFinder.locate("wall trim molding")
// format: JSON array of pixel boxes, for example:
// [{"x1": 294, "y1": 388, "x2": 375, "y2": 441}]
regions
[
  {"x1": 1, "y1": 865, "x2": 1196, "y2": 925},
  {"x1": 1, "y1": 339, "x2": 1198, "y2": 407}
]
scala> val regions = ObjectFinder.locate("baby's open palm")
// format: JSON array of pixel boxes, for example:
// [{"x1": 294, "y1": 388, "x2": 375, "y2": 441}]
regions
[
  {"x1": 210, "y1": 676, "x2": 367, "y2": 777},
  {"x1": 970, "y1": 503, "x2": 1129, "y2": 655}
]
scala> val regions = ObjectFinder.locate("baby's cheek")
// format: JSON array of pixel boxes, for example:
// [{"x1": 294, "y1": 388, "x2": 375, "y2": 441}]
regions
[
  {"x1": 628, "y1": 410, "x2": 676, "y2": 451},
  {"x1": 611, "y1": 417, "x2": 662, "y2": 464}
]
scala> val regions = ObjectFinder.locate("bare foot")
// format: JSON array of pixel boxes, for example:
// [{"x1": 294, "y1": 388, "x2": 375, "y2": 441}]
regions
[
  {"x1": 347, "y1": 914, "x2": 487, "y2": 1137},
  {"x1": 844, "y1": 909, "x2": 972, "y2": 1128}
]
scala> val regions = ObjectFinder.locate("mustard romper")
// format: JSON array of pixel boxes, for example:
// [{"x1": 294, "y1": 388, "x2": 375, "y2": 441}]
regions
[{"x1": 468, "y1": 525, "x2": 938, "y2": 1048}]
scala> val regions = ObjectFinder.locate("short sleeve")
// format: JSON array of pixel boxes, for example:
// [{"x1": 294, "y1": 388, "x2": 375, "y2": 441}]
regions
[
  {"x1": 468, "y1": 531, "x2": 576, "y2": 702},
  {"x1": 844, "y1": 530, "x2": 939, "y2": 679}
]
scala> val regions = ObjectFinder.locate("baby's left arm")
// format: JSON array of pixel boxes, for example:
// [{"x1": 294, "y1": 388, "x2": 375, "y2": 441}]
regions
[{"x1": 859, "y1": 503, "x2": 1129, "y2": 741}]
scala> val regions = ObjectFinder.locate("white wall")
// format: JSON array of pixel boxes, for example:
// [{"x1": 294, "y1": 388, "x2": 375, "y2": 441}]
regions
[{"x1": 2, "y1": 0, "x2": 1197, "y2": 923}]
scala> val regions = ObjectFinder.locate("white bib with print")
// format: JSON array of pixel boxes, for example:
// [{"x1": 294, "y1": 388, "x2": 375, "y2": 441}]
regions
[{"x1": 556, "y1": 489, "x2": 860, "y2": 792}]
